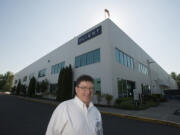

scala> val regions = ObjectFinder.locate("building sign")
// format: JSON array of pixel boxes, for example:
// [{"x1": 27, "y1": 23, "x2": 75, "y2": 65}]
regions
[{"x1": 78, "y1": 26, "x2": 102, "y2": 45}]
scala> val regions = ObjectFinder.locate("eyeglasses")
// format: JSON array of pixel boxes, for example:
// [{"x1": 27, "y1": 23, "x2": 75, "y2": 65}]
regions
[{"x1": 78, "y1": 86, "x2": 94, "y2": 91}]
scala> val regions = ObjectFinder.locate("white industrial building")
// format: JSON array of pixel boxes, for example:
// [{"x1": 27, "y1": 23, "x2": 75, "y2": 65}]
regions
[{"x1": 14, "y1": 19, "x2": 177, "y2": 100}]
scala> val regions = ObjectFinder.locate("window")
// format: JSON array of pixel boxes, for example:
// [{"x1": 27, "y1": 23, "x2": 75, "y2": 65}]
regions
[
  {"x1": 29, "y1": 73, "x2": 35, "y2": 80},
  {"x1": 115, "y1": 48, "x2": 134, "y2": 69},
  {"x1": 75, "y1": 57, "x2": 80, "y2": 68},
  {"x1": 75, "y1": 48, "x2": 100, "y2": 68},
  {"x1": 127, "y1": 56, "x2": 131, "y2": 68},
  {"x1": 115, "y1": 49, "x2": 119, "y2": 63},
  {"x1": 130, "y1": 58, "x2": 134, "y2": 69},
  {"x1": 93, "y1": 49, "x2": 100, "y2": 63},
  {"x1": 94, "y1": 78, "x2": 101, "y2": 94},
  {"x1": 14, "y1": 80, "x2": 18, "y2": 84},
  {"x1": 23, "y1": 76, "x2": 27, "y2": 82},
  {"x1": 51, "y1": 61, "x2": 65, "y2": 74},
  {"x1": 38, "y1": 68, "x2": 46, "y2": 78},
  {"x1": 138, "y1": 63, "x2": 148, "y2": 75},
  {"x1": 123, "y1": 53, "x2": 127, "y2": 66},
  {"x1": 87, "y1": 52, "x2": 93, "y2": 65},
  {"x1": 120, "y1": 51, "x2": 124, "y2": 65},
  {"x1": 81, "y1": 54, "x2": 86, "y2": 66}
]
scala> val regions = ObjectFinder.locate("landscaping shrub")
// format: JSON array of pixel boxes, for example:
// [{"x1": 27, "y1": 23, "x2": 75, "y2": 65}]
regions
[
  {"x1": 27, "y1": 77, "x2": 36, "y2": 97},
  {"x1": 114, "y1": 96, "x2": 159, "y2": 110},
  {"x1": 160, "y1": 96, "x2": 168, "y2": 102},
  {"x1": 115, "y1": 97, "x2": 133, "y2": 105},
  {"x1": 118, "y1": 100, "x2": 135, "y2": 110},
  {"x1": 104, "y1": 94, "x2": 113, "y2": 105},
  {"x1": 115, "y1": 98, "x2": 121, "y2": 105},
  {"x1": 95, "y1": 91, "x2": 102, "y2": 104}
]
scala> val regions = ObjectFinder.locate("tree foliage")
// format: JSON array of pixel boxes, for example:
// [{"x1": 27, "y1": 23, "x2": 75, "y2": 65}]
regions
[
  {"x1": 0, "y1": 71, "x2": 14, "y2": 91},
  {"x1": 56, "y1": 65, "x2": 73, "y2": 101},
  {"x1": 27, "y1": 77, "x2": 36, "y2": 97},
  {"x1": 171, "y1": 72, "x2": 180, "y2": 89},
  {"x1": 36, "y1": 79, "x2": 49, "y2": 93},
  {"x1": 16, "y1": 80, "x2": 22, "y2": 95},
  {"x1": 104, "y1": 94, "x2": 113, "y2": 105}
]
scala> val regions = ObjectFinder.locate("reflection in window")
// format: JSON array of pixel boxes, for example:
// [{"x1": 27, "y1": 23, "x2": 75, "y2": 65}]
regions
[
  {"x1": 138, "y1": 63, "x2": 148, "y2": 75},
  {"x1": 115, "y1": 48, "x2": 134, "y2": 69},
  {"x1": 51, "y1": 61, "x2": 65, "y2": 74},
  {"x1": 75, "y1": 48, "x2": 100, "y2": 68}
]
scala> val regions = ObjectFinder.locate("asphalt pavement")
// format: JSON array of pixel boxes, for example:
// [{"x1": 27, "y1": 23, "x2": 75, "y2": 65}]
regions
[{"x1": 0, "y1": 93, "x2": 180, "y2": 135}]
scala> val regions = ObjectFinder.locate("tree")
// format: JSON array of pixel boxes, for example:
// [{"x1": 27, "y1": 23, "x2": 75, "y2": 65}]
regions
[
  {"x1": 104, "y1": 94, "x2": 113, "y2": 105},
  {"x1": 0, "y1": 72, "x2": 14, "y2": 91},
  {"x1": 16, "y1": 80, "x2": 21, "y2": 95},
  {"x1": 56, "y1": 67, "x2": 65, "y2": 101},
  {"x1": 0, "y1": 74, "x2": 6, "y2": 89},
  {"x1": 177, "y1": 74, "x2": 180, "y2": 89},
  {"x1": 56, "y1": 65, "x2": 73, "y2": 101},
  {"x1": 28, "y1": 77, "x2": 36, "y2": 97},
  {"x1": 20, "y1": 84, "x2": 27, "y2": 96},
  {"x1": 171, "y1": 72, "x2": 180, "y2": 90},
  {"x1": 36, "y1": 81, "x2": 41, "y2": 93},
  {"x1": 2, "y1": 72, "x2": 14, "y2": 91},
  {"x1": 40, "y1": 79, "x2": 49, "y2": 93},
  {"x1": 11, "y1": 86, "x2": 17, "y2": 94},
  {"x1": 171, "y1": 72, "x2": 177, "y2": 80}
]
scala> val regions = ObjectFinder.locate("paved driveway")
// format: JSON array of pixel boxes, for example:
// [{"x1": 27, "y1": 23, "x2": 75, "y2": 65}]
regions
[{"x1": 0, "y1": 94, "x2": 180, "y2": 135}]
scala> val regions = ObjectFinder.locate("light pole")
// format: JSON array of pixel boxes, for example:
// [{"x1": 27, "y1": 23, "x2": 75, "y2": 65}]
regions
[{"x1": 147, "y1": 60, "x2": 155, "y2": 94}]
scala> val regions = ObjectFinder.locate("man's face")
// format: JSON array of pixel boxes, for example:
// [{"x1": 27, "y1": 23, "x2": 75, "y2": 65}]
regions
[{"x1": 75, "y1": 81, "x2": 94, "y2": 106}]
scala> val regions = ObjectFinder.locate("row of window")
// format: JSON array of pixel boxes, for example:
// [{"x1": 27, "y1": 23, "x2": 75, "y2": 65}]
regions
[
  {"x1": 75, "y1": 48, "x2": 100, "y2": 68},
  {"x1": 51, "y1": 61, "x2": 65, "y2": 74},
  {"x1": 138, "y1": 63, "x2": 148, "y2": 75},
  {"x1": 17, "y1": 49, "x2": 100, "y2": 83},
  {"x1": 16, "y1": 48, "x2": 149, "y2": 84},
  {"x1": 115, "y1": 48, "x2": 134, "y2": 69}
]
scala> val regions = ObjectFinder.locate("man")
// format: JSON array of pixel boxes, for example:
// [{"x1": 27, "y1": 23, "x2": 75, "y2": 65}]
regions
[{"x1": 46, "y1": 75, "x2": 103, "y2": 135}]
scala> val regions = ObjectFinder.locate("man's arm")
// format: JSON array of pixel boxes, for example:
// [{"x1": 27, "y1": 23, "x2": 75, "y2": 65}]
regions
[
  {"x1": 46, "y1": 103, "x2": 67, "y2": 135},
  {"x1": 96, "y1": 110, "x2": 103, "y2": 135}
]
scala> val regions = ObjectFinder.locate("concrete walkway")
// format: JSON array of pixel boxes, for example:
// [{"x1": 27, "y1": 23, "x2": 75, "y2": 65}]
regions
[{"x1": 98, "y1": 100, "x2": 180, "y2": 127}]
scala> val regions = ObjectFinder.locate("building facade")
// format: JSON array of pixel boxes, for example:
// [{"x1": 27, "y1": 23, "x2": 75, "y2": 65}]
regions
[{"x1": 14, "y1": 19, "x2": 177, "y2": 101}]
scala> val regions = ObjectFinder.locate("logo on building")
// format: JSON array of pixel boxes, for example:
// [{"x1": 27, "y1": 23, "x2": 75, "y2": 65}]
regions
[{"x1": 78, "y1": 26, "x2": 102, "y2": 45}]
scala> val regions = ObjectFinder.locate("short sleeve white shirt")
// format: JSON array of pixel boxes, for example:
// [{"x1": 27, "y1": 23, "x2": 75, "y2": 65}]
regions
[{"x1": 46, "y1": 96, "x2": 103, "y2": 135}]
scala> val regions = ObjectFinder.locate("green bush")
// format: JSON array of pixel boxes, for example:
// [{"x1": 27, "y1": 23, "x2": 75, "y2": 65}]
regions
[
  {"x1": 95, "y1": 91, "x2": 102, "y2": 104},
  {"x1": 115, "y1": 97, "x2": 133, "y2": 105},
  {"x1": 114, "y1": 96, "x2": 159, "y2": 110},
  {"x1": 104, "y1": 94, "x2": 113, "y2": 105},
  {"x1": 115, "y1": 98, "x2": 121, "y2": 105},
  {"x1": 118, "y1": 100, "x2": 135, "y2": 110},
  {"x1": 146, "y1": 100, "x2": 159, "y2": 107},
  {"x1": 160, "y1": 96, "x2": 168, "y2": 102}
]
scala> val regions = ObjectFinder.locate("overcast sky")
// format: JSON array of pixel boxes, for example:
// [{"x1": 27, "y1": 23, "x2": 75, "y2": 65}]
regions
[{"x1": 0, "y1": 0, "x2": 180, "y2": 75}]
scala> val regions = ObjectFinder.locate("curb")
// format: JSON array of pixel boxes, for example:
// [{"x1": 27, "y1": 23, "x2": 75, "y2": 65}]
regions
[
  {"x1": 17, "y1": 95, "x2": 59, "y2": 107},
  {"x1": 100, "y1": 111, "x2": 180, "y2": 128}
]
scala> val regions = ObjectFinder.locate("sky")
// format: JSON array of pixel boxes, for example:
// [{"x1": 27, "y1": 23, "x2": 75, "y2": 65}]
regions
[{"x1": 0, "y1": 0, "x2": 180, "y2": 75}]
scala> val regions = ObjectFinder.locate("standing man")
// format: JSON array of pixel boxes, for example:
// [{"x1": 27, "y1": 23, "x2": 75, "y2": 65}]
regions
[{"x1": 46, "y1": 75, "x2": 103, "y2": 135}]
